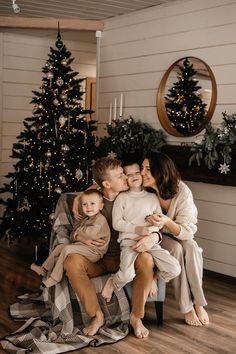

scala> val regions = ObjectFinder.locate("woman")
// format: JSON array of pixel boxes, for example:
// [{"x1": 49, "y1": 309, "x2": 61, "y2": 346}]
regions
[{"x1": 141, "y1": 151, "x2": 209, "y2": 326}]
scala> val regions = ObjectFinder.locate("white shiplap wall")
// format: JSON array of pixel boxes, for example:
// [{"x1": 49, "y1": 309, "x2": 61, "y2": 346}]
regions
[
  {"x1": 0, "y1": 31, "x2": 96, "y2": 214},
  {"x1": 99, "y1": 0, "x2": 236, "y2": 276}
]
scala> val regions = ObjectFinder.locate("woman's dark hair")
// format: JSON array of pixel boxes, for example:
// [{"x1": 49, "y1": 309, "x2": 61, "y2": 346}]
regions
[{"x1": 145, "y1": 151, "x2": 181, "y2": 200}]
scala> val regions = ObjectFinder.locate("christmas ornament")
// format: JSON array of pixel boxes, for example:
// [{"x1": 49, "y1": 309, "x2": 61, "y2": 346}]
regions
[
  {"x1": 107, "y1": 151, "x2": 117, "y2": 159},
  {"x1": 47, "y1": 72, "x2": 54, "y2": 79},
  {"x1": 53, "y1": 98, "x2": 59, "y2": 106},
  {"x1": 59, "y1": 175, "x2": 66, "y2": 184},
  {"x1": 56, "y1": 77, "x2": 64, "y2": 86},
  {"x1": 38, "y1": 103, "x2": 43, "y2": 109},
  {"x1": 60, "y1": 93, "x2": 67, "y2": 101},
  {"x1": 218, "y1": 162, "x2": 230, "y2": 174},
  {"x1": 45, "y1": 150, "x2": 52, "y2": 158},
  {"x1": 61, "y1": 59, "x2": 67, "y2": 65},
  {"x1": 59, "y1": 115, "x2": 67, "y2": 127},
  {"x1": 55, "y1": 186, "x2": 62, "y2": 194},
  {"x1": 75, "y1": 168, "x2": 83, "y2": 181},
  {"x1": 61, "y1": 144, "x2": 70, "y2": 152}
]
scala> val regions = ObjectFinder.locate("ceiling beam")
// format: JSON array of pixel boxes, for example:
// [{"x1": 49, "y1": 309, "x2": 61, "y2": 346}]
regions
[{"x1": 0, "y1": 16, "x2": 104, "y2": 31}]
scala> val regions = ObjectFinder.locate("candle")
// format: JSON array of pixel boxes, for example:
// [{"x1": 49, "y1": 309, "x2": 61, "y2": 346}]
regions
[
  {"x1": 35, "y1": 245, "x2": 38, "y2": 262},
  {"x1": 109, "y1": 103, "x2": 112, "y2": 125},
  {"x1": 113, "y1": 98, "x2": 117, "y2": 121},
  {"x1": 119, "y1": 93, "x2": 123, "y2": 118}
]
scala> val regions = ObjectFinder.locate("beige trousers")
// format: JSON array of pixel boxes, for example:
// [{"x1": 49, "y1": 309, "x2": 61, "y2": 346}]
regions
[
  {"x1": 43, "y1": 243, "x2": 101, "y2": 286},
  {"x1": 64, "y1": 252, "x2": 154, "y2": 319},
  {"x1": 161, "y1": 235, "x2": 207, "y2": 313},
  {"x1": 112, "y1": 240, "x2": 181, "y2": 290}
]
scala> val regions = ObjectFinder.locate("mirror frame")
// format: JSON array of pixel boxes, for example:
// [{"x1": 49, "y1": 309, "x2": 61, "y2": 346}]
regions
[{"x1": 156, "y1": 57, "x2": 217, "y2": 137}]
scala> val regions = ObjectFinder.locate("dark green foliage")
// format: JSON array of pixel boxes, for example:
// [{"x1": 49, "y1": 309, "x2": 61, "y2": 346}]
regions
[
  {"x1": 97, "y1": 117, "x2": 167, "y2": 162},
  {"x1": 0, "y1": 32, "x2": 98, "y2": 244},
  {"x1": 165, "y1": 57, "x2": 207, "y2": 136},
  {"x1": 189, "y1": 112, "x2": 236, "y2": 170}
]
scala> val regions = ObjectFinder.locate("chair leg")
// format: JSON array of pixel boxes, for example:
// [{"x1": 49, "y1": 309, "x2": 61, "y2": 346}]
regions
[{"x1": 155, "y1": 301, "x2": 163, "y2": 326}]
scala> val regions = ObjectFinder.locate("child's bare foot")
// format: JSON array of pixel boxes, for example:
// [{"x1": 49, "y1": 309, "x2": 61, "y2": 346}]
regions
[
  {"x1": 130, "y1": 312, "x2": 149, "y2": 339},
  {"x1": 184, "y1": 308, "x2": 202, "y2": 326},
  {"x1": 101, "y1": 277, "x2": 115, "y2": 303},
  {"x1": 83, "y1": 310, "x2": 104, "y2": 336},
  {"x1": 194, "y1": 305, "x2": 209, "y2": 325},
  {"x1": 149, "y1": 280, "x2": 158, "y2": 297},
  {"x1": 30, "y1": 263, "x2": 46, "y2": 277}
]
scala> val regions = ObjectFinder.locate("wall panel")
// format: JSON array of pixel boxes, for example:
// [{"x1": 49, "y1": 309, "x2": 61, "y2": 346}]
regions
[{"x1": 100, "y1": 0, "x2": 236, "y2": 276}]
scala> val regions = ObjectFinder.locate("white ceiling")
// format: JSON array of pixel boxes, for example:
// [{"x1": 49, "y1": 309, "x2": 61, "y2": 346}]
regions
[{"x1": 0, "y1": 0, "x2": 180, "y2": 20}]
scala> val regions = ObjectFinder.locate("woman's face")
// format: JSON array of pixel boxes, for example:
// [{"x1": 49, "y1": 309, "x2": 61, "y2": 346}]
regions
[{"x1": 141, "y1": 158, "x2": 156, "y2": 188}]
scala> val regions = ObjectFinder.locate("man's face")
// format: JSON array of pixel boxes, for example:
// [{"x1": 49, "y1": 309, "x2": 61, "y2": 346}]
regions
[{"x1": 105, "y1": 166, "x2": 128, "y2": 193}]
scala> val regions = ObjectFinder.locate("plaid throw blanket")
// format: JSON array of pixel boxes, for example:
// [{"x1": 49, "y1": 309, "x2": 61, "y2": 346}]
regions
[{"x1": 1, "y1": 193, "x2": 130, "y2": 353}]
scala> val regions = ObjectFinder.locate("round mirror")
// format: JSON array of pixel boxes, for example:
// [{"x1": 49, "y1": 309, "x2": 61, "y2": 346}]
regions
[{"x1": 156, "y1": 57, "x2": 217, "y2": 137}]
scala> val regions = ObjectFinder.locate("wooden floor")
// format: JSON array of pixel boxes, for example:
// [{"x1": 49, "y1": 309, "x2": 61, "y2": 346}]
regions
[{"x1": 0, "y1": 240, "x2": 235, "y2": 354}]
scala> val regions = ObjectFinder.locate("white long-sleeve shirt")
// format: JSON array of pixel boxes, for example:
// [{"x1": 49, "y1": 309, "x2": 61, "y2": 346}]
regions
[
  {"x1": 112, "y1": 189, "x2": 162, "y2": 243},
  {"x1": 163, "y1": 181, "x2": 198, "y2": 240}
]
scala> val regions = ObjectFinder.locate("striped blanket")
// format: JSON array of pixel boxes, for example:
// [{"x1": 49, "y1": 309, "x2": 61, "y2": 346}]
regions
[{"x1": 1, "y1": 193, "x2": 130, "y2": 353}]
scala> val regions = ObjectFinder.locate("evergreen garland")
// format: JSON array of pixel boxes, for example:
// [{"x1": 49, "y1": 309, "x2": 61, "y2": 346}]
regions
[
  {"x1": 189, "y1": 112, "x2": 236, "y2": 173},
  {"x1": 97, "y1": 117, "x2": 167, "y2": 161}
]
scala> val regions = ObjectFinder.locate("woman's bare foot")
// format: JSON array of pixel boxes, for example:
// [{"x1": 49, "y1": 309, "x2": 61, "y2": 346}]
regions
[
  {"x1": 130, "y1": 312, "x2": 149, "y2": 339},
  {"x1": 83, "y1": 310, "x2": 104, "y2": 336},
  {"x1": 30, "y1": 263, "x2": 46, "y2": 277},
  {"x1": 149, "y1": 280, "x2": 158, "y2": 297},
  {"x1": 101, "y1": 277, "x2": 115, "y2": 303},
  {"x1": 184, "y1": 308, "x2": 202, "y2": 326},
  {"x1": 194, "y1": 305, "x2": 209, "y2": 325}
]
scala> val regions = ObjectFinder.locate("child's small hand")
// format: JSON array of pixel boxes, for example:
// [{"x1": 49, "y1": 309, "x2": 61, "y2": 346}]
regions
[{"x1": 134, "y1": 226, "x2": 150, "y2": 236}]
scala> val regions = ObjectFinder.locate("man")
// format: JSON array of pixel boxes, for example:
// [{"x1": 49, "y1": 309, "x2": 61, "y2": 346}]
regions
[{"x1": 64, "y1": 157, "x2": 161, "y2": 338}]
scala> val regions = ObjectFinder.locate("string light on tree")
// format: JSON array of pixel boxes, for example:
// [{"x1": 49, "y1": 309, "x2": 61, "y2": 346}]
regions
[{"x1": 0, "y1": 27, "x2": 97, "y2": 253}]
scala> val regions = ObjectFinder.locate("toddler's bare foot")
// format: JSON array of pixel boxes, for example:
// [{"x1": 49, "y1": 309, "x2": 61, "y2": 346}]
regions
[
  {"x1": 101, "y1": 277, "x2": 115, "y2": 303},
  {"x1": 149, "y1": 280, "x2": 158, "y2": 297},
  {"x1": 184, "y1": 308, "x2": 202, "y2": 326},
  {"x1": 194, "y1": 305, "x2": 209, "y2": 325},
  {"x1": 30, "y1": 263, "x2": 46, "y2": 277},
  {"x1": 130, "y1": 312, "x2": 149, "y2": 339},
  {"x1": 83, "y1": 310, "x2": 104, "y2": 336}
]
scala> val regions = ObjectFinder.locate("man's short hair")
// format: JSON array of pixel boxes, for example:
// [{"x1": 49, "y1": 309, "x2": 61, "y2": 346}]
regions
[{"x1": 92, "y1": 157, "x2": 121, "y2": 188}]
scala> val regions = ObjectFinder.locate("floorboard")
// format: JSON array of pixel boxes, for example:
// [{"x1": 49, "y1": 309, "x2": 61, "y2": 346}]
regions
[{"x1": 0, "y1": 240, "x2": 235, "y2": 354}]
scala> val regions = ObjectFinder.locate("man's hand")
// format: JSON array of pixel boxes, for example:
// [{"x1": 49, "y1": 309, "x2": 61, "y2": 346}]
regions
[
  {"x1": 72, "y1": 195, "x2": 83, "y2": 220},
  {"x1": 134, "y1": 226, "x2": 150, "y2": 236},
  {"x1": 78, "y1": 238, "x2": 106, "y2": 247}
]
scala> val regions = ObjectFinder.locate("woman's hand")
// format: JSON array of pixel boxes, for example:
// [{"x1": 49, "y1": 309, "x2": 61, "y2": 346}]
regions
[{"x1": 146, "y1": 213, "x2": 168, "y2": 229}]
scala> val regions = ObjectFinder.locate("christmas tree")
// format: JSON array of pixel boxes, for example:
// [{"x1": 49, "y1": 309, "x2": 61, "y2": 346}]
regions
[
  {"x1": 97, "y1": 117, "x2": 167, "y2": 162},
  {"x1": 165, "y1": 57, "x2": 207, "y2": 136},
  {"x1": 0, "y1": 30, "x2": 98, "y2": 246}
]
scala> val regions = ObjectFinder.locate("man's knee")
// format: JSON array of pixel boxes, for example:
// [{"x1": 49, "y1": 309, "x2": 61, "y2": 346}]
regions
[
  {"x1": 64, "y1": 253, "x2": 87, "y2": 273},
  {"x1": 135, "y1": 252, "x2": 154, "y2": 271}
]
